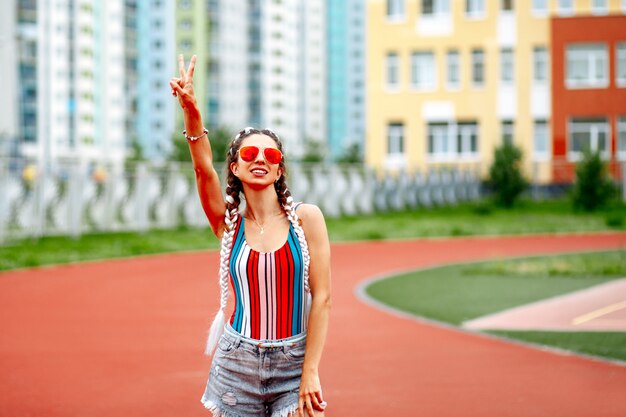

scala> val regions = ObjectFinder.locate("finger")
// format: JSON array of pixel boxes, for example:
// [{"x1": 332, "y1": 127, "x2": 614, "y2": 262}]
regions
[
  {"x1": 315, "y1": 391, "x2": 326, "y2": 409},
  {"x1": 170, "y1": 79, "x2": 184, "y2": 95},
  {"x1": 310, "y1": 392, "x2": 323, "y2": 411},
  {"x1": 315, "y1": 391, "x2": 324, "y2": 404},
  {"x1": 298, "y1": 398, "x2": 305, "y2": 417},
  {"x1": 178, "y1": 54, "x2": 186, "y2": 79},
  {"x1": 305, "y1": 396, "x2": 314, "y2": 417},
  {"x1": 187, "y1": 55, "x2": 197, "y2": 79}
]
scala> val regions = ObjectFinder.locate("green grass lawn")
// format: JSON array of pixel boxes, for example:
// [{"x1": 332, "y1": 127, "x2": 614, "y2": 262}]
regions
[
  {"x1": 327, "y1": 199, "x2": 624, "y2": 241},
  {"x1": 365, "y1": 251, "x2": 626, "y2": 362},
  {"x1": 1, "y1": 199, "x2": 623, "y2": 271}
]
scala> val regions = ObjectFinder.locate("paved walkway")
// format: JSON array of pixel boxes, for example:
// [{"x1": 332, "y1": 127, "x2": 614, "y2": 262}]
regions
[
  {"x1": 463, "y1": 278, "x2": 626, "y2": 331},
  {"x1": 1, "y1": 232, "x2": 625, "y2": 417}
]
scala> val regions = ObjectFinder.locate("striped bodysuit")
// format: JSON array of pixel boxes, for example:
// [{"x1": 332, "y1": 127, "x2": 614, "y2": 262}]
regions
[{"x1": 229, "y1": 216, "x2": 308, "y2": 340}]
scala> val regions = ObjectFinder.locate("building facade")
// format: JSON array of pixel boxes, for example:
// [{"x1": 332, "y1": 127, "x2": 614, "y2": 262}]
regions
[
  {"x1": 175, "y1": 0, "x2": 208, "y2": 133},
  {"x1": 551, "y1": 14, "x2": 626, "y2": 182},
  {"x1": 8, "y1": 0, "x2": 129, "y2": 169},
  {"x1": 136, "y1": 0, "x2": 176, "y2": 161},
  {"x1": 366, "y1": 0, "x2": 626, "y2": 182},
  {"x1": 327, "y1": 0, "x2": 366, "y2": 160},
  {"x1": 0, "y1": 0, "x2": 20, "y2": 157},
  {"x1": 206, "y1": 0, "x2": 326, "y2": 157},
  {"x1": 206, "y1": 0, "x2": 249, "y2": 131}
]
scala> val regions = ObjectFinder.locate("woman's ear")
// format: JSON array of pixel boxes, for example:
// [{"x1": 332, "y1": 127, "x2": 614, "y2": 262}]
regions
[{"x1": 230, "y1": 162, "x2": 239, "y2": 177}]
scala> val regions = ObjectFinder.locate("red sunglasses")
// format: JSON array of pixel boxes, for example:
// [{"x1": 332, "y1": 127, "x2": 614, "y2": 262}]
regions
[{"x1": 238, "y1": 146, "x2": 283, "y2": 164}]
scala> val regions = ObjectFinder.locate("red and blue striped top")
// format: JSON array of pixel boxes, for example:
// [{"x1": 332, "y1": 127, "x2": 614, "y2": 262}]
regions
[{"x1": 229, "y1": 216, "x2": 308, "y2": 340}]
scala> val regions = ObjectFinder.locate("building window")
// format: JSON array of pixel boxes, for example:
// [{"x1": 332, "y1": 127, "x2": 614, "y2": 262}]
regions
[
  {"x1": 428, "y1": 122, "x2": 452, "y2": 158},
  {"x1": 500, "y1": 48, "x2": 514, "y2": 84},
  {"x1": 566, "y1": 43, "x2": 608, "y2": 88},
  {"x1": 386, "y1": 52, "x2": 400, "y2": 89},
  {"x1": 386, "y1": 0, "x2": 405, "y2": 20},
  {"x1": 457, "y1": 122, "x2": 479, "y2": 157},
  {"x1": 471, "y1": 49, "x2": 485, "y2": 87},
  {"x1": 533, "y1": 47, "x2": 548, "y2": 83},
  {"x1": 180, "y1": 19, "x2": 192, "y2": 30},
  {"x1": 501, "y1": 120, "x2": 514, "y2": 144},
  {"x1": 446, "y1": 50, "x2": 460, "y2": 89},
  {"x1": 501, "y1": 0, "x2": 513, "y2": 11},
  {"x1": 387, "y1": 123, "x2": 404, "y2": 155},
  {"x1": 532, "y1": 0, "x2": 548, "y2": 15},
  {"x1": 422, "y1": 0, "x2": 449, "y2": 15},
  {"x1": 427, "y1": 122, "x2": 478, "y2": 160},
  {"x1": 591, "y1": 0, "x2": 608, "y2": 14},
  {"x1": 411, "y1": 51, "x2": 436, "y2": 90},
  {"x1": 617, "y1": 43, "x2": 626, "y2": 87},
  {"x1": 557, "y1": 0, "x2": 573, "y2": 15},
  {"x1": 179, "y1": 0, "x2": 191, "y2": 9},
  {"x1": 618, "y1": 117, "x2": 626, "y2": 160},
  {"x1": 533, "y1": 120, "x2": 549, "y2": 160},
  {"x1": 568, "y1": 118, "x2": 609, "y2": 159},
  {"x1": 466, "y1": 0, "x2": 485, "y2": 17}
]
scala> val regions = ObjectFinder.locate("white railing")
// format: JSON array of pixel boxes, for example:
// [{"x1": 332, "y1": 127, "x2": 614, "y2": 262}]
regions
[{"x1": 0, "y1": 158, "x2": 484, "y2": 243}]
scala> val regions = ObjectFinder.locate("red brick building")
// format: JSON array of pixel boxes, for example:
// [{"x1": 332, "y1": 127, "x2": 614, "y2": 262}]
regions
[{"x1": 551, "y1": 15, "x2": 626, "y2": 182}]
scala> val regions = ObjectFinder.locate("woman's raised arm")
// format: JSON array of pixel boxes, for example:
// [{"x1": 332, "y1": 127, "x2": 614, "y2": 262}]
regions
[{"x1": 170, "y1": 54, "x2": 226, "y2": 237}]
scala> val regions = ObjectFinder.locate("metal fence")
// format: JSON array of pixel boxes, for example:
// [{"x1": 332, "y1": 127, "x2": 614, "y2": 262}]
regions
[{"x1": 0, "y1": 158, "x2": 483, "y2": 243}]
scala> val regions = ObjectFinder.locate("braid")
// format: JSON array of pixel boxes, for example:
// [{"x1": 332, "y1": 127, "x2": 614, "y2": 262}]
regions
[
  {"x1": 205, "y1": 134, "x2": 246, "y2": 355},
  {"x1": 278, "y1": 182, "x2": 311, "y2": 293},
  {"x1": 205, "y1": 190, "x2": 240, "y2": 355}
]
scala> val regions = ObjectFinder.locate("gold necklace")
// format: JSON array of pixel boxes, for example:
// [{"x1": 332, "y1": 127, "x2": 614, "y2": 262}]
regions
[{"x1": 247, "y1": 211, "x2": 282, "y2": 235}]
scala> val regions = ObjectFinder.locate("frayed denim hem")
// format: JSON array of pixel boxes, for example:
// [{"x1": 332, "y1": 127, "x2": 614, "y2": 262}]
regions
[
  {"x1": 272, "y1": 402, "x2": 299, "y2": 417},
  {"x1": 201, "y1": 399, "x2": 241, "y2": 417}
]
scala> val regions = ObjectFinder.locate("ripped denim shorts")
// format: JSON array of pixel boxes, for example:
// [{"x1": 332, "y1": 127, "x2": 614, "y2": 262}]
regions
[{"x1": 201, "y1": 323, "x2": 307, "y2": 417}]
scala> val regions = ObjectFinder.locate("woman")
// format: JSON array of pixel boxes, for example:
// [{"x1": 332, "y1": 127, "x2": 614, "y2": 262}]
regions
[{"x1": 170, "y1": 55, "x2": 331, "y2": 417}]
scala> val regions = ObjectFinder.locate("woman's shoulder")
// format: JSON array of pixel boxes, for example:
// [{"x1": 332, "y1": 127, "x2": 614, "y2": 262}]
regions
[{"x1": 294, "y1": 202, "x2": 325, "y2": 223}]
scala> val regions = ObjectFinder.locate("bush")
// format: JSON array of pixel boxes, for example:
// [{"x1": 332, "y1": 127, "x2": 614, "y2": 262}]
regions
[
  {"x1": 487, "y1": 143, "x2": 528, "y2": 208},
  {"x1": 571, "y1": 150, "x2": 616, "y2": 212}
]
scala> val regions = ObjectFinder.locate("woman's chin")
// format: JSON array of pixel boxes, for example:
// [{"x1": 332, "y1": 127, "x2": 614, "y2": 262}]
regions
[{"x1": 242, "y1": 177, "x2": 275, "y2": 190}]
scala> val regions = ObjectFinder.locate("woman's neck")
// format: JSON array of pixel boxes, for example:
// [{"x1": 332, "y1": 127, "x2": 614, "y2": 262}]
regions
[{"x1": 242, "y1": 185, "x2": 283, "y2": 221}]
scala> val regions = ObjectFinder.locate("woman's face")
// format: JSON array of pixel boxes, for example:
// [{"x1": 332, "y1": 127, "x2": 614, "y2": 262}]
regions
[{"x1": 230, "y1": 133, "x2": 283, "y2": 189}]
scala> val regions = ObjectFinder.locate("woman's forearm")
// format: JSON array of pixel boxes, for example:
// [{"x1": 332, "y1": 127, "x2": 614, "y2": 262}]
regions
[
  {"x1": 302, "y1": 293, "x2": 331, "y2": 373},
  {"x1": 182, "y1": 102, "x2": 215, "y2": 172}
]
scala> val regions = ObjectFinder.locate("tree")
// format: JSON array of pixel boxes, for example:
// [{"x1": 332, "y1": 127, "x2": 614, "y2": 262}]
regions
[
  {"x1": 127, "y1": 136, "x2": 145, "y2": 162},
  {"x1": 168, "y1": 126, "x2": 233, "y2": 163},
  {"x1": 487, "y1": 142, "x2": 528, "y2": 208},
  {"x1": 571, "y1": 149, "x2": 616, "y2": 211},
  {"x1": 301, "y1": 138, "x2": 326, "y2": 163},
  {"x1": 169, "y1": 131, "x2": 192, "y2": 162},
  {"x1": 336, "y1": 143, "x2": 363, "y2": 164}
]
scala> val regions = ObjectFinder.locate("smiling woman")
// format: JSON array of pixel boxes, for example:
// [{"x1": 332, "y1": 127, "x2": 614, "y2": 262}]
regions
[{"x1": 169, "y1": 55, "x2": 331, "y2": 417}]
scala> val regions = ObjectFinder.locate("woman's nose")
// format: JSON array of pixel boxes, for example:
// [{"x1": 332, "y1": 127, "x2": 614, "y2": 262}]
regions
[{"x1": 254, "y1": 151, "x2": 266, "y2": 163}]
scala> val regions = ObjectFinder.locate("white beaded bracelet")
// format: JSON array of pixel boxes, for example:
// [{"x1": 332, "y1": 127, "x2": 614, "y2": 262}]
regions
[{"x1": 183, "y1": 128, "x2": 208, "y2": 141}]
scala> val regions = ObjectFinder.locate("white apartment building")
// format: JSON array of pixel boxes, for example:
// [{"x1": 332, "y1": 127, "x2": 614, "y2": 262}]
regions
[
  {"x1": 300, "y1": 0, "x2": 327, "y2": 145},
  {"x1": 0, "y1": 0, "x2": 19, "y2": 156},
  {"x1": 207, "y1": 0, "x2": 249, "y2": 132},
  {"x1": 23, "y1": 0, "x2": 127, "y2": 169},
  {"x1": 208, "y1": 0, "x2": 326, "y2": 157}
]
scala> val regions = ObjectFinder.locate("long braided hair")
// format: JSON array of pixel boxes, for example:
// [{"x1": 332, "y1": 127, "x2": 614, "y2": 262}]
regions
[{"x1": 205, "y1": 127, "x2": 312, "y2": 355}]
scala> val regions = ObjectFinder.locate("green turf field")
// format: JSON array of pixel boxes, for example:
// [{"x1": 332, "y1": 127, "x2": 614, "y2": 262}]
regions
[
  {"x1": 1, "y1": 199, "x2": 624, "y2": 271},
  {"x1": 365, "y1": 251, "x2": 626, "y2": 362}
]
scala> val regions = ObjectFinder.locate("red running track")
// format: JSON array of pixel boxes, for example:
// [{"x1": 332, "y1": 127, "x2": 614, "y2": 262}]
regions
[{"x1": 1, "y1": 232, "x2": 626, "y2": 417}]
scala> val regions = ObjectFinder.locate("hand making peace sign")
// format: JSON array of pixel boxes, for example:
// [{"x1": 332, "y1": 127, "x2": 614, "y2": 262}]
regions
[{"x1": 170, "y1": 54, "x2": 197, "y2": 110}]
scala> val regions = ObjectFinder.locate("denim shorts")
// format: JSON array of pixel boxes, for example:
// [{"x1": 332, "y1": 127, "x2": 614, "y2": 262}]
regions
[{"x1": 201, "y1": 323, "x2": 307, "y2": 417}]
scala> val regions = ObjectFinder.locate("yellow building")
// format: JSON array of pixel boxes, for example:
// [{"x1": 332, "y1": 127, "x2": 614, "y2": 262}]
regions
[
  {"x1": 176, "y1": 0, "x2": 208, "y2": 130},
  {"x1": 366, "y1": 0, "x2": 626, "y2": 181}
]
